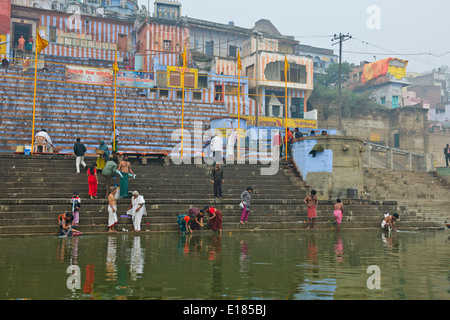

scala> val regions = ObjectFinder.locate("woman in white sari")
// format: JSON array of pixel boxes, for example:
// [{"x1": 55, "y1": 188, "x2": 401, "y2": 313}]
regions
[{"x1": 128, "y1": 191, "x2": 147, "y2": 232}]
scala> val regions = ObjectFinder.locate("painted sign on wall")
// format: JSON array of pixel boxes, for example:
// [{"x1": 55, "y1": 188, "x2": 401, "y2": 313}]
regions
[
  {"x1": 116, "y1": 70, "x2": 154, "y2": 88},
  {"x1": 65, "y1": 65, "x2": 113, "y2": 85}
]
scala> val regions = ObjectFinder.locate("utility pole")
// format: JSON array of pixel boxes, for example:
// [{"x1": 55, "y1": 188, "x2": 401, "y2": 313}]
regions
[{"x1": 331, "y1": 33, "x2": 351, "y2": 133}]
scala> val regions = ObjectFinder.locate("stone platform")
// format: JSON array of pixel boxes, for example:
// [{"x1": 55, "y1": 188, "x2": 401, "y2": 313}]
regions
[{"x1": 0, "y1": 154, "x2": 441, "y2": 236}]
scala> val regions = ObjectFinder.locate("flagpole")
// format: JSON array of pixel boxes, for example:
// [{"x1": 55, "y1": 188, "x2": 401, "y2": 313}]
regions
[
  {"x1": 181, "y1": 67, "x2": 185, "y2": 158},
  {"x1": 113, "y1": 50, "x2": 118, "y2": 153},
  {"x1": 31, "y1": 48, "x2": 38, "y2": 155},
  {"x1": 285, "y1": 56, "x2": 288, "y2": 161},
  {"x1": 181, "y1": 46, "x2": 186, "y2": 158},
  {"x1": 237, "y1": 50, "x2": 241, "y2": 160}
]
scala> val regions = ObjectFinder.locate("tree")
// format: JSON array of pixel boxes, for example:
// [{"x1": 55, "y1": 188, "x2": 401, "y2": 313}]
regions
[
  {"x1": 310, "y1": 62, "x2": 381, "y2": 119},
  {"x1": 315, "y1": 62, "x2": 352, "y2": 88}
]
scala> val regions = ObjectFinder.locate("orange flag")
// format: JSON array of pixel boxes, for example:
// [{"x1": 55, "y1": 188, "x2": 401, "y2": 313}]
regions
[
  {"x1": 237, "y1": 50, "x2": 242, "y2": 71},
  {"x1": 113, "y1": 49, "x2": 119, "y2": 74},
  {"x1": 284, "y1": 54, "x2": 289, "y2": 78},
  {"x1": 36, "y1": 32, "x2": 49, "y2": 54}
]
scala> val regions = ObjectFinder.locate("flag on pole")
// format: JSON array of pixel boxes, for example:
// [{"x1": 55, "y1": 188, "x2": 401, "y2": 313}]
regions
[
  {"x1": 237, "y1": 50, "x2": 242, "y2": 71},
  {"x1": 284, "y1": 54, "x2": 289, "y2": 77},
  {"x1": 113, "y1": 49, "x2": 119, "y2": 74},
  {"x1": 36, "y1": 32, "x2": 49, "y2": 54}
]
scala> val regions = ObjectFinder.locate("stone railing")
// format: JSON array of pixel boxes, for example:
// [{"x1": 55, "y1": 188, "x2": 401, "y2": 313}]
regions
[{"x1": 363, "y1": 142, "x2": 433, "y2": 172}]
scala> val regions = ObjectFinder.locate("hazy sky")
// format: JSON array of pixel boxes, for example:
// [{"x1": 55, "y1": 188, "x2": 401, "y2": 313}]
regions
[{"x1": 139, "y1": 0, "x2": 450, "y2": 74}]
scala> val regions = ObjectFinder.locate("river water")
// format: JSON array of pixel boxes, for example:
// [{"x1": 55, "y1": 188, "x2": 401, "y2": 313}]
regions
[{"x1": 0, "y1": 230, "x2": 449, "y2": 300}]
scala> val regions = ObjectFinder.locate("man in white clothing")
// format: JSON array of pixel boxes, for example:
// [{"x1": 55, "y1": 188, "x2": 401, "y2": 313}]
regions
[
  {"x1": 128, "y1": 190, "x2": 146, "y2": 232},
  {"x1": 35, "y1": 129, "x2": 55, "y2": 152}
]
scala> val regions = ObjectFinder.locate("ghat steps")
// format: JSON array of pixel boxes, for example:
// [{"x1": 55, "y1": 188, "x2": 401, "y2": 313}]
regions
[
  {"x1": 363, "y1": 168, "x2": 450, "y2": 225},
  {"x1": 0, "y1": 154, "x2": 427, "y2": 235},
  {"x1": 0, "y1": 55, "x2": 230, "y2": 154}
]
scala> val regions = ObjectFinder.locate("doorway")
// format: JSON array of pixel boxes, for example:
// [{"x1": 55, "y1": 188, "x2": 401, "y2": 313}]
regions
[{"x1": 13, "y1": 23, "x2": 31, "y2": 50}]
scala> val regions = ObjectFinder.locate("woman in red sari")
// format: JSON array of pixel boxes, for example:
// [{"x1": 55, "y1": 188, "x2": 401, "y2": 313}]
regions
[
  {"x1": 203, "y1": 206, "x2": 222, "y2": 235},
  {"x1": 87, "y1": 164, "x2": 98, "y2": 199}
]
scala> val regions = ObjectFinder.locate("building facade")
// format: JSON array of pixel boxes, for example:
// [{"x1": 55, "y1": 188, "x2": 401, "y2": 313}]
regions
[
  {"x1": 346, "y1": 58, "x2": 411, "y2": 109},
  {"x1": 2, "y1": 0, "x2": 319, "y2": 131}
]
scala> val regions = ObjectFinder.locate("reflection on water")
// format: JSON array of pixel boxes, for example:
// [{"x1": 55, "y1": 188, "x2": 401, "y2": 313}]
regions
[{"x1": 0, "y1": 230, "x2": 449, "y2": 300}]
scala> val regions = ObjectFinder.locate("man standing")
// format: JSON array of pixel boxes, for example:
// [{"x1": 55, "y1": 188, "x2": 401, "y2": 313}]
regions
[
  {"x1": 102, "y1": 158, "x2": 118, "y2": 199},
  {"x1": 17, "y1": 35, "x2": 25, "y2": 51},
  {"x1": 108, "y1": 187, "x2": 118, "y2": 232},
  {"x1": 304, "y1": 190, "x2": 318, "y2": 230},
  {"x1": 284, "y1": 129, "x2": 294, "y2": 157},
  {"x1": 294, "y1": 128, "x2": 303, "y2": 139},
  {"x1": 73, "y1": 138, "x2": 87, "y2": 173},
  {"x1": 211, "y1": 162, "x2": 224, "y2": 200},
  {"x1": 128, "y1": 190, "x2": 146, "y2": 232},
  {"x1": 444, "y1": 144, "x2": 450, "y2": 167},
  {"x1": 117, "y1": 155, "x2": 135, "y2": 198}
]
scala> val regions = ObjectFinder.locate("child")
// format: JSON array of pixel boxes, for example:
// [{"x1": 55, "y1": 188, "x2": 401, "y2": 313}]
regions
[
  {"x1": 71, "y1": 191, "x2": 81, "y2": 226},
  {"x1": 333, "y1": 198, "x2": 344, "y2": 231}
]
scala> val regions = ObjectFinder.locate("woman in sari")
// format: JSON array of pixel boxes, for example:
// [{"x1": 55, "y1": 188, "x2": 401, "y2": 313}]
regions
[
  {"x1": 96, "y1": 140, "x2": 110, "y2": 170},
  {"x1": 204, "y1": 206, "x2": 222, "y2": 235},
  {"x1": 87, "y1": 164, "x2": 98, "y2": 199},
  {"x1": 189, "y1": 207, "x2": 204, "y2": 231},
  {"x1": 177, "y1": 214, "x2": 191, "y2": 233}
]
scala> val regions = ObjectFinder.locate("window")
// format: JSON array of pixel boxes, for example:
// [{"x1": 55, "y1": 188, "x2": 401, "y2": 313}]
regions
[
  {"x1": 168, "y1": 71, "x2": 196, "y2": 88},
  {"x1": 265, "y1": 61, "x2": 307, "y2": 84},
  {"x1": 394, "y1": 133, "x2": 400, "y2": 148},
  {"x1": 159, "y1": 89, "x2": 169, "y2": 98},
  {"x1": 381, "y1": 97, "x2": 386, "y2": 105},
  {"x1": 193, "y1": 91, "x2": 202, "y2": 100},
  {"x1": 198, "y1": 74, "x2": 208, "y2": 88},
  {"x1": 163, "y1": 40, "x2": 171, "y2": 51},
  {"x1": 291, "y1": 97, "x2": 304, "y2": 119},
  {"x1": 229, "y1": 45, "x2": 237, "y2": 58},
  {"x1": 184, "y1": 73, "x2": 195, "y2": 88},
  {"x1": 246, "y1": 65, "x2": 254, "y2": 78},
  {"x1": 206, "y1": 41, "x2": 214, "y2": 55},
  {"x1": 392, "y1": 96, "x2": 399, "y2": 109},
  {"x1": 118, "y1": 34, "x2": 128, "y2": 53},
  {"x1": 49, "y1": 26, "x2": 57, "y2": 43},
  {"x1": 225, "y1": 85, "x2": 242, "y2": 96},
  {"x1": 214, "y1": 84, "x2": 223, "y2": 102},
  {"x1": 169, "y1": 71, "x2": 181, "y2": 87}
]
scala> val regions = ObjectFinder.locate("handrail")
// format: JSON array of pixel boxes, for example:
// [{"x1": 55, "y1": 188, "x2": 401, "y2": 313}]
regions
[{"x1": 364, "y1": 142, "x2": 424, "y2": 157}]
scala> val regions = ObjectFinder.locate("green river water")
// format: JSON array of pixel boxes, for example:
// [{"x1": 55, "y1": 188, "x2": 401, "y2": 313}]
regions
[{"x1": 1, "y1": 229, "x2": 449, "y2": 300}]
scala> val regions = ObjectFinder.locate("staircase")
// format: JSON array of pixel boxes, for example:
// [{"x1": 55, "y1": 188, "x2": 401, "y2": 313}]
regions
[
  {"x1": 0, "y1": 55, "x2": 230, "y2": 154},
  {"x1": 0, "y1": 154, "x2": 409, "y2": 235},
  {"x1": 363, "y1": 167, "x2": 448, "y2": 227}
]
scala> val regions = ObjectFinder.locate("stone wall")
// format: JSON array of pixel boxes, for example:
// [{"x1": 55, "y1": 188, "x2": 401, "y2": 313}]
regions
[
  {"x1": 292, "y1": 136, "x2": 365, "y2": 199},
  {"x1": 314, "y1": 99, "x2": 450, "y2": 169}
]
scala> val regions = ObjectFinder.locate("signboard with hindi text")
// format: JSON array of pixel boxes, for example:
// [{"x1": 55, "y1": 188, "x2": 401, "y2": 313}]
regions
[
  {"x1": 65, "y1": 65, "x2": 113, "y2": 85},
  {"x1": 116, "y1": 70, "x2": 154, "y2": 88}
]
